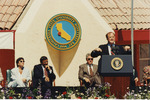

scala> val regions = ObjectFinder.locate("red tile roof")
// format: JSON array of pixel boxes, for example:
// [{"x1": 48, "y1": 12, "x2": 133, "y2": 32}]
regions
[
  {"x1": 0, "y1": 0, "x2": 30, "y2": 30},
  {"x1": 0, "y1": 0, "x2": 149, "y2": 30},
  {"x1": 90, "y1": 0, "x2": 150, "y2": 30}
]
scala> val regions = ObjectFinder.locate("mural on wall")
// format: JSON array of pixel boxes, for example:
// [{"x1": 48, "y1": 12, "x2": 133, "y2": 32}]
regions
[{"x1": 45, "y1": 13, "x2": 82, "y2": 76}]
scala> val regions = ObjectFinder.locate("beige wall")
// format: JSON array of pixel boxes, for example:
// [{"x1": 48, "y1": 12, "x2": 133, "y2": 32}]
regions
[{"x1": 15, "y1": 0, "x2": 113, "y2": 86}]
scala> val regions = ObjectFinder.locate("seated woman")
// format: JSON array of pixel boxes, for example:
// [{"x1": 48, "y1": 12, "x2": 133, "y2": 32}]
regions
[
  {"x1": 8, "y1": 57, "x2": 31, "y2": 87},
  {"x1": 143, "y1": 66, "x2": 150, "y2": 85},
  {"x1": 0, "y1": 68, "x2": 4, "y2": 88}
]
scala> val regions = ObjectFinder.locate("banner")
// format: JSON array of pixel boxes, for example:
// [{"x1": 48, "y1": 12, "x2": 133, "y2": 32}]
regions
[{"x1": 0, "y1": 32, "x2": 14, "y2": 49}]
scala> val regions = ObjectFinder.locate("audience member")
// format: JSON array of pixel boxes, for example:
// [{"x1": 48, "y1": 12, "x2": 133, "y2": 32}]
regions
[
  {"x1": 0, "y1": 68, "x2": 3, "y2": 88},
  {"x1": 130, "y1": 67, "x2": 138, "y2": 90},
  {"x1": 78, "y1": 53, "x2": 103, "y2": 87},
  {"x1": 143, "y1": 66, "x2": 150, "y2": 85},
  {"x1": 32, "y1": 56, "x2": 56, "y2": 96},
  {"x1": 8, "y1": 57, "x2": 31, "y2": 87}
]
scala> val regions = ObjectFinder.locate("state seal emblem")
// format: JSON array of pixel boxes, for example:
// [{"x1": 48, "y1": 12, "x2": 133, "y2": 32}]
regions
[
  {"x1": 111, "y1": 57, "x2": 123, "y2": 70},
  {"x1": 45, "y1": 13, "x2": 81, "y2": 51}
]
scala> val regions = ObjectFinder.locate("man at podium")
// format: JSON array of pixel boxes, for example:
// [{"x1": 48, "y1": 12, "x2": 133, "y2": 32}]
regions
[
  {"x1": 91, "y1": 32, "x2": 132, "y2": 98},
  {"x1": 91, "y1": 32, "x2": 131, "y2": 57}
]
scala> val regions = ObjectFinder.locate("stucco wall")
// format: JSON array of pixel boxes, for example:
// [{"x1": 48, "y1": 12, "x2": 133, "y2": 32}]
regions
[{"x1": 15, "y1": 0, "x2": 113, "y2": 86}]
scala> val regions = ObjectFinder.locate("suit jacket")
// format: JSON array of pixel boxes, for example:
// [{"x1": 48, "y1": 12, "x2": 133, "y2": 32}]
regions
[
  {"x1": 91, "y1": 44, "x2": 131, "y2": 74},
  {"x1": 130, "y1": 68, "x2": 138, "y2": 90},
  {"x1": 8, "y1": 67, "x2": 31, "y2": 87},
  {"x1": 78, "y1": 63, "x2": 102, "y2": 86},
  {"x1": 91, "y1": 44, "x2": 130, "y2": 57},
  {"x1": 32, "y1": 64, "x2": 56, "y2": 88}
]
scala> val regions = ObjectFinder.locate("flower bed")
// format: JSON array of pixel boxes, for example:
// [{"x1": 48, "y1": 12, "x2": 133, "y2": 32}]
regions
[
  {"x1": 56, "y1": 82, "x2": 116, "y2": 99},
  {"x1": 124, "y1": 85, "x2": 150, "y2": 99},
  {"x1": 0, "y1": 82, "x2": 116, "y2": 99}
]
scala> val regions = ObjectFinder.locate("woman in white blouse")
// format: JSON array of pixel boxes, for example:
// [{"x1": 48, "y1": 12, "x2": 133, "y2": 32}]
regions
[
  {"x1": 8, "y1": 57, "x2": 31, "y2": 87},
  {"x1": 0, "y1": 68, "x2": 4, "y2": 88}
]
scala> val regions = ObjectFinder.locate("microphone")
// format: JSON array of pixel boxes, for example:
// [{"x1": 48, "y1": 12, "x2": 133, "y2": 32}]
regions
[
  {"x1": 111, "y1": 45, "x2": 116, "y2": 50},
  {"x1": 112, "y1": 45, "x2": 120, "y2": 55},
  {"x1": 115, "y1": 46, "x2": 120, "y2": 54},
  {"x1": 111, "y1": 45, "x2": 116, "y2": 54}
]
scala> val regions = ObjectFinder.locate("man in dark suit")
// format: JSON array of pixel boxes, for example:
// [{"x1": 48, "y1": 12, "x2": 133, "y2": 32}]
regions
[
  {"x1": 32, "y1": 56, "x2": 56, "y2": 97},
  {"x1": 130, "y1": 67, "x2": 138, "y2": 91},
  {"x1": 91, "y1": 32, "x2": 131, "y2": 73},
  {"x1": 78, "y1": 53, "x2": 103, "y2": 87}
]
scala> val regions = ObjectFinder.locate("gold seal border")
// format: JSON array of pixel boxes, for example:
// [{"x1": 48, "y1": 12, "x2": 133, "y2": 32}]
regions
[
  {"x1": 45, "y1": 13, "x2": 81, "y2": 51},
  {"x1": 111, "y1": 57, "x2": 123, "y2": 70}
]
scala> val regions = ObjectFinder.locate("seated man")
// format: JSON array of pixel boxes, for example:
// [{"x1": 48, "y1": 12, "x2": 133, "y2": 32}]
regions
[
  {"x1": 32, "y1": 56, "x2": 56, "y2": 97},
  {"x1": 143, "y1": 66, "x2": 150, "y2": 85},
  {"x1": 8, "y1": 57, "x2": 31, "y2": 87},
  {"x1": 78, "y1": 53, "x2": 103, "y2": 87}
]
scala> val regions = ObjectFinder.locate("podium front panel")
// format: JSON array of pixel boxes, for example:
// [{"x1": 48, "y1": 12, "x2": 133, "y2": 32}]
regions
[{"x1": 100, "y1": 55, "x2": 133, "y2": 76}]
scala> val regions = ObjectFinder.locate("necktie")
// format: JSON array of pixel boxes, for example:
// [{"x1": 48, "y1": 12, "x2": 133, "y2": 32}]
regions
[
  {"x1": 111, "y1": 45, "x2": 115, "y2": 55},
  {"x1": 89, "y1": 65, "x2": 93, "y2": 76},
  {"x1": 44, "y1": 68, "x2": 48, "y2": 77}
]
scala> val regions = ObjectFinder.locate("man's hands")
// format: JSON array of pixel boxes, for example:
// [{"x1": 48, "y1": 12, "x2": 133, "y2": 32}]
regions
[
  {"x1": 134, "y1": 77, "x2": 138, "y2": 82},
  {"x1": 124, "y1": 46, "x2": 131, "y2": 51},
  {"x1": 22, "y1": 78, "x2": 27, "y2": 83},
  {"x1": 134, "y1": 77, "x2": 139, "y2": 86},
  {"x1": 84, "y1": 77, "x2": 90, "y2": 83},
  {"x1": 94, "y1": 48, "x2": 102, "y2": 52},
  {"x1": 44, "y1": 65, "x2": 52, "y2": 71},
  {"x1": 44, "y1": 65, "x2": 51, "y2": 82},
  {"x1": 45, "y1": 76, "x2": 50, "y2": 82}
]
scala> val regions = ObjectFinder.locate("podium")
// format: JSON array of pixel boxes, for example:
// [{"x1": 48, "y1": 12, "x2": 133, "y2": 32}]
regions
[
  {"x1": 99, "y1": 55, "x2": 133, "y2": 99},
  {"x1": 100, "y1": 55, "x2": 133, "y2": 76}
]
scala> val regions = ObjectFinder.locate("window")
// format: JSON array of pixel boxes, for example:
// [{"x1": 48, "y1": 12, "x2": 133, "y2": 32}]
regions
[{"x1": 139, "y1": 44, "x2": 150, "y2": 81}]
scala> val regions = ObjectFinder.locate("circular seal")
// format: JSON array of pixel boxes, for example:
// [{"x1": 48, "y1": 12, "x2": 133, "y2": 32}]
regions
[
  {"x1": 111, "y1": 57, "x2": 123, "y2": 70},
  {"x1": 45, "y1": 13, "x2": 81, "y2": 51}
]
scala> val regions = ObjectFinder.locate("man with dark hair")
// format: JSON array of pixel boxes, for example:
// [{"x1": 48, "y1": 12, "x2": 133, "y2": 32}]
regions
[
  {"x1": 8, "y1": 57, "x2": 31, "y2": 87},
  {"x1": 32, "y1": 56, "x2": 56, "y2": 96}
]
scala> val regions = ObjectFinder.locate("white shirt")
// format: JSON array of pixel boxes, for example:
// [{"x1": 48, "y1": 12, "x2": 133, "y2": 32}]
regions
[
  {"x1": 108, "y1": 44, "x2": 115, "y2": 55},
  {"x1": 87, "y1": 64, "x2": 93, "y2": 75},
  {"x1": 41, "y1": 65, "x2": 52, "y2": 78},
  {"x1": 8, "y1": 67, "x2": 31, "y2": 87},
  {"x1": 0, "y1": 68, "x2": 3, "y2": 82}
]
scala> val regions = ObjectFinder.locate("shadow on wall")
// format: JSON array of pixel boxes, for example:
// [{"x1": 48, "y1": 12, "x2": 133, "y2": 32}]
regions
[{"x1": 45, "y1": 39, "x2": 80, "y2": 77}]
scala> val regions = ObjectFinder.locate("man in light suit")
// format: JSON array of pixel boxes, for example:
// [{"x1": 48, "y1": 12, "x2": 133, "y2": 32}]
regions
[
  {"x1": 8, "y1": 57, "x2": 31, "y2": 87},
  {"x1": 78, "y1": 53, "x2": 103, "y2": 87},
  {"x1": 91, "y1": 32, "x2": 131, "y2": 73}
]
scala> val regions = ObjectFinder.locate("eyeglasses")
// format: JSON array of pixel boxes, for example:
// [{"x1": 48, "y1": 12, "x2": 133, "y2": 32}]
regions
[
  {"x1": 20, "y1": 61, "x2": 25, "y2": 62},
  {"x1": 87, "y1": 58, "x2": 93, "y2": 60}
]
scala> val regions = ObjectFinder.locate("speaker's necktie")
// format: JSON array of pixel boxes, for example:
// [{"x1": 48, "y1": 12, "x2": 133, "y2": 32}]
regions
[{"x1": 111, "y1": 45, "x2": 115, "y2": 55}]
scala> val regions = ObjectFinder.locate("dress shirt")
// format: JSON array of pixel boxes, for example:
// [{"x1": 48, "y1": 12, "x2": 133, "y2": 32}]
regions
[
  {"x1": 107, "y1": 44, "x2": 115, "y2": 55},
  {"x1": 87, "y1": 64, "x2": 93, "y2": 75},
  {"x1": 41, "y1": 65, "x2": 52, "y2": 78}
]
